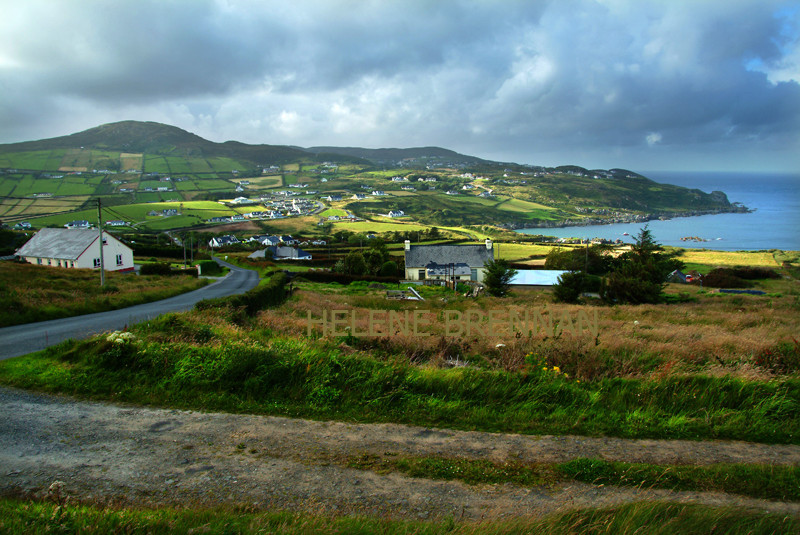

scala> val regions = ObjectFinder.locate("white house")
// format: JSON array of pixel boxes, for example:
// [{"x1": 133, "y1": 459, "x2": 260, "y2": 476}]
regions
[
  {"x1": 64, "y1": 220, "x2": 92, "y2": 229},
  {"x1": 248, "y1": 246, "x2": 312, "y2": 261},
  {"x1": 16, "y1": 228, "x2": 134, "y2": 272},
  {"x1": 208, "y1": 235, "x2": 240, "y2": 248},
  {"x1": 403, "y1": 239, "x2": 494, "y2": 283},
  {"x1": 388, "y1": 210, "x2": 405, "y2": 218}
]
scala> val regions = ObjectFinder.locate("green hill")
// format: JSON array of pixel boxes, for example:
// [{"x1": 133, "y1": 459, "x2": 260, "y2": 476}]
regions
[{"x1": 0, "y1": 121, "x2": 367, "y2": 166}]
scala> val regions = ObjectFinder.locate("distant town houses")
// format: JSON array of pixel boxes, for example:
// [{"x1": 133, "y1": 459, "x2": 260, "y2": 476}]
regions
[
  {"x1": 371, "y1": 190, "x2": 387, "y2": 196},
  {"x1": 13, "y1": 222, "x2": 32, "y2": 230},
  {"x1": 248, "y1": 245, "x2": 312, "y2": 261},
  {"x1": 106, "y1": 220, "x2": 127, "y2": 227},
  {"x1": 351, "y1": 193, "x2": 367, "y2": 200},
  {"x1": 387, "y1": 210, "x2": 406, "y2": 218}
]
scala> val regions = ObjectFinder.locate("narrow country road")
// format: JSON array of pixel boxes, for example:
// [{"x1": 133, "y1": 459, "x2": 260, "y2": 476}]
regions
[
  {"x1": 0, "y1": 258, "x2": 259, "y2": 360},
  {"x1": 1, "y1": 387, "x2": 799, "y2": 520}
]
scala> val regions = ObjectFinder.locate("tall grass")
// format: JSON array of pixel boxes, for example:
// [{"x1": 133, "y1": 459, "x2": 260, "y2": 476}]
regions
[
  {"x1": 0, "y1": 498, "x2": 796, "y2": 534},
  {"x1": 0, "y1": 262, "x2": 207, "y2": 327}
]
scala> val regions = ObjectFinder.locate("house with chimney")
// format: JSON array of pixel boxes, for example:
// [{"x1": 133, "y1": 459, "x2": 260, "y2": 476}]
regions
[
  {"x1": 403, "y1": 239, "x2": 494, "y2": 283},
  {"x1": 15, "y1": 228, "x2": 134, "y2": 272}
]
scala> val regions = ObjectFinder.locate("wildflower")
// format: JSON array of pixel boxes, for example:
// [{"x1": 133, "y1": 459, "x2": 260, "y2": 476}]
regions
[
  {"x1": 553, "y1": 366, "x2": 561, "y2": 373},
  {"x1": 542, "y1": 367, "x2": 547, "y2": 371},
  {"x1": 633, "y1": 321, "x2": 640, "y2": 326}
]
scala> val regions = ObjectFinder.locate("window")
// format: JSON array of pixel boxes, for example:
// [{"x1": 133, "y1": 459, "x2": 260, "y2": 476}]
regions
[
  {"x1": 470, "y1": 268, "x2": 478, "y2": 281},
  {"x1": 93, "y1": 258, "x2": 101, "y2": 268},
  {"x1": 37, "y1": 258, "x2": 42, "y2": 265},
  {"x1": 116, "y1": 254, "x2": 123, "y2": 266},
  {"x1": 47, "y1": 259, "x2": 51, "y2": 265},
  {"x1": 418, "y1": 269, "x2": 426, "y2": 280},
  {"x1": 70, "y1": 261, "x2": 74, "y2": 268}
]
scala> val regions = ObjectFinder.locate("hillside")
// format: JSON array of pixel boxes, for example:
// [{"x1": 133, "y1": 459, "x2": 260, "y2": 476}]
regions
[
  {"x1": 305, "y1": 145, "x2": 488, "y2": 166},
  {"x1": 0, "y1": 121, "x2": 367, "y2": 167},
  {"x1": 0, "y1": 120, "x2": 744, "y2": 233}
]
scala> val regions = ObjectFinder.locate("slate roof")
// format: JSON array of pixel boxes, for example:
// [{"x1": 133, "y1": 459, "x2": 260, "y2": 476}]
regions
[
  {"x1": 426, "y1": 262, "x2": 471, "y2": 276},
  {"x1": 16, "y1": 228, "x2": 108, "y2": 260},
  {"x1": 405, "y1": 244, "x2": 493, "y2": 268}
]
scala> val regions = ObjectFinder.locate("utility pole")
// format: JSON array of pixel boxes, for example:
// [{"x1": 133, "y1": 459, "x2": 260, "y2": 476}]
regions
[
  {"x1": 584, "y1": 238, "x2": 589, "y2": 273},
  {"x1": 97, "y1": 198, "x2": 105, "y2": 287}
]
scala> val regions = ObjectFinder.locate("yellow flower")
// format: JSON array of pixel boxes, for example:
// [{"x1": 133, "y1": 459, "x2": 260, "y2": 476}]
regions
[
  {"x1": 564, "y1": 373, "x2": 569, "y2": 379},
  {"x1": 542, "y1": 367, "x2": 547, "y2": 371},
  {"x1": 553, "y1": 366, "x2": 561, "y2": 373}
]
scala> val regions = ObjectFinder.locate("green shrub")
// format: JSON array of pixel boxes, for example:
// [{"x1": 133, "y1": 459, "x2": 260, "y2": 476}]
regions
[
  {"x1": 140, "y1": 262, "x2": 172, "y2": 276},
  {"x1": 552, "y1": 271, "x2": 586, "y2": 303},
  {"x1": 196, "y1": 260, "x2": 222, "y2": 276}
]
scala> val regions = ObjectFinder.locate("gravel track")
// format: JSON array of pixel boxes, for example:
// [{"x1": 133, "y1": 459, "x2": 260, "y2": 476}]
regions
[{"x1": 2, "y1": 386, "x2": 798, "y2": 520}]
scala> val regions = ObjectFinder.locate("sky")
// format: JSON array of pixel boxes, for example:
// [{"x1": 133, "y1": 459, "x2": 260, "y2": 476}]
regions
[{"x1": 1, "y1": 0, "x2": 798, "y2": 173}]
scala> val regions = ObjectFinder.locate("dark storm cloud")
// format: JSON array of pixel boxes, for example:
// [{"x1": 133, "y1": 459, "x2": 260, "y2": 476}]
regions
[{"x1": 1, "y1": 0, "x2": 797, "y2": 171}]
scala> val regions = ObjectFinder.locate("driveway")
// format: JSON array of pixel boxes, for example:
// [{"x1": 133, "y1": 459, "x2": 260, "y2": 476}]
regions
[{"x1": 0, "y1": 258, "x2": 259, "y2": 360}]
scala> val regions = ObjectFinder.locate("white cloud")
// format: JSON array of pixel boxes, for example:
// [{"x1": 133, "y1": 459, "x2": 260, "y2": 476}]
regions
[{"x1": 646, "y1": 132, "x2": 663, "y2": 147}]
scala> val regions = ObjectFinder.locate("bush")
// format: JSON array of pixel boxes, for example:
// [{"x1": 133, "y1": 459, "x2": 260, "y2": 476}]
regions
[
  {"x1": 483, "y1": 259, "x2": 517, "y2": 297},
  {"x1": 140, "y1": 262, "x2": 172, "y2": 276},
  {"x1": 732, "y1": 267, "x2": 780, "y2": 280},
  {"x1": 196, "y1": 260, "x2": 222, "y2": 276},
  {"x1": 702, "y1": 268, "x2": 754, "y2": 288},
  {"x1": 552, "y1": 272, "x2": 586, "y2": 303},
  {"x1": 195, "y1": 272, "x2": 289, "y2": 316},
  {"x1": 379, "y1": 260, "x2": 399, "y2": 277},
  {"x1": 602, "y1": 272, "x2": 663, "y2": 304}
]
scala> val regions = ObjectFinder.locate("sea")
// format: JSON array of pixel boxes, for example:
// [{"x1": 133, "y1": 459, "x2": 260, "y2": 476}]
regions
[{"x1": 517, "y1": 171, "x2": 800, "y2": 251}]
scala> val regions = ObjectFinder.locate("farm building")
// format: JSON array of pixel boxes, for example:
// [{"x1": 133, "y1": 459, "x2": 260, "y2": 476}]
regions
[
  {"x1": 15, "y1": 228, "x2": 134, "y2": 272},
  {"x1": 509, "y1": 270, "x2": 569, "y2": 288},
  {"x1": 403, "y1": 239, "x2": 494, "y2": 282}
]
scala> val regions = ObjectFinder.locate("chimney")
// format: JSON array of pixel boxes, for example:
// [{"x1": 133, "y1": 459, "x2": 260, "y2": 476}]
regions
[
  {"x1": 485, "y1": 238, "x2": 493, "y2": 250},
  {"x1": 404, "y1": 240, "x2": 411, "y2": 251}
]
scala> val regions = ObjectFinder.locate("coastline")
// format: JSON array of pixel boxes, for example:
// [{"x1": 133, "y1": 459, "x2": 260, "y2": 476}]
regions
[{"x1": 506, "y1": 205, "x2": 751, "y2": 231}]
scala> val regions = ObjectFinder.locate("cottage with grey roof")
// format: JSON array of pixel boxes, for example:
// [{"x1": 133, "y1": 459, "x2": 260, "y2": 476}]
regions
[
  {"x1": 403, "y1": 239, "x2": 494, "y2": 282},
  {"x1": 16, "y1": 228, "x2": 134, "y2": 272}
]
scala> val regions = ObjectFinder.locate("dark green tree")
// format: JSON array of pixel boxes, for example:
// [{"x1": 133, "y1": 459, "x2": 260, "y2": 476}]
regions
[
  {"x1": 482, "y1": 259, "x2": 518, "y2": 297},
  {"x1": 601, "y1": 226, "x2": 684, "y2": 304}
]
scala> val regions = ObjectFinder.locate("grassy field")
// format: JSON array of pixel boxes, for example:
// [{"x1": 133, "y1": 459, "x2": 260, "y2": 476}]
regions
[
  {"x1": 0, "y1": 262, "x2": 208, "y2": 327},
  {"x1": 675, "y1": 249, "x2": 783, "y2": 268},
  {"x1": 2, "y1": 268, "x2": 798, "y2": 443}
]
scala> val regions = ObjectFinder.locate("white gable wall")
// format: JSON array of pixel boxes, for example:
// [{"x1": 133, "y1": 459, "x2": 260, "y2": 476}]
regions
[{"x1": 21, "y1": 231, "x2": 134, "y2": 272}]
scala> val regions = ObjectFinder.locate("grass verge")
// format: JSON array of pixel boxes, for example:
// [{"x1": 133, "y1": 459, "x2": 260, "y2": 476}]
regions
[
  {"x1": 0, "y1": 498, "x2": 797, "y2": 534},
  {"x1": 0, "y1": 262, "x2": 208, "y2": 327},
  {"x1": 0, "y1": 329, "x2": 798, "y2": 444}
]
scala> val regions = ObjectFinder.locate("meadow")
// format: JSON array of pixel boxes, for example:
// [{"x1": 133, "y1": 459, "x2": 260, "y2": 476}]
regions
[
  {"x1": 2, "y1": 264, "x2": 797, "y2": 444},
  {"x1": 0, "y1": 262, "x2": 208, "y2": 327}
]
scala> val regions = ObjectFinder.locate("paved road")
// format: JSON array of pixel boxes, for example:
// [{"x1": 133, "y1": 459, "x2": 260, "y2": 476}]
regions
[{"x1": 0, "y1": 258, "x2": 259, "y2": 360}]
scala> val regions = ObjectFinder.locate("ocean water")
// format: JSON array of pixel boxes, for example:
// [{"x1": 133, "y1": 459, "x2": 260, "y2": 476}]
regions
[{"x1": 517, "y1": 171, "x2": 800, "y2": 251}]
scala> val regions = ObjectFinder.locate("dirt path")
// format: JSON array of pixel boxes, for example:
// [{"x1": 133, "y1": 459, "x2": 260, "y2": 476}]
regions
[{"x1": 1, "y1": 386, "x2": 799, "y2": 520}]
